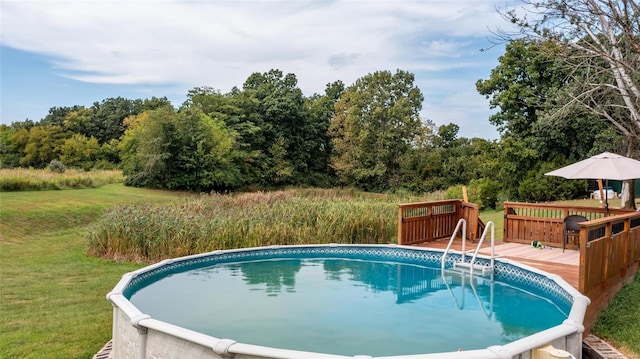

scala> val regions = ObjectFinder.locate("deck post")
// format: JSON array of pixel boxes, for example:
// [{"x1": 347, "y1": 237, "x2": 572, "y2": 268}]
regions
[
  {"x1": 397, "y1": 206, "x2": 404, "y2": 245},
  {"x1": 578, "y1": 227, "x2": 587, "y2": 294},
  {"x1": 622, "y1": 219, "x2": 630, "y2": 277}
]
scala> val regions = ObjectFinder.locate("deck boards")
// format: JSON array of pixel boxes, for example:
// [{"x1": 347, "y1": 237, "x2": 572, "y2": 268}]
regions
[{"x1": 416, "y1": 239, "x2": 580, "y2": 289}]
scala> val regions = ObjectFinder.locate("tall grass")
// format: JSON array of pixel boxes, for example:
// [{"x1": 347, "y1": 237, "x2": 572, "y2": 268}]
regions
[
  {"x1": 0, "y1": 168, "x2": 123, "y2": 191},
  {"x1": 88, "y1": 188, "x2": 445, "y2": 262}
]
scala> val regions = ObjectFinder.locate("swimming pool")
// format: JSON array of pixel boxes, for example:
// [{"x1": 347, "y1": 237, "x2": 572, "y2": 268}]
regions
[{"x1": 108, "y1": 245, "x2": 589, "y2": 358}]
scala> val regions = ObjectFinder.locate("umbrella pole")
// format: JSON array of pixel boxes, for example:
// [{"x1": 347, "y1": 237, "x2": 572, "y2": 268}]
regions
[
  {"x1": 605, "y1": 179, "x2": 609, "y2": 216},
  {"x1": 597, "y1": 179, "x2": 604, "y2": 204}
]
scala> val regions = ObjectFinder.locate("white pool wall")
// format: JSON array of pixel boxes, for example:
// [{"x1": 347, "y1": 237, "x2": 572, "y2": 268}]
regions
[{"x1": 107, "y1": 244, "x2": 589, "y2": 359}]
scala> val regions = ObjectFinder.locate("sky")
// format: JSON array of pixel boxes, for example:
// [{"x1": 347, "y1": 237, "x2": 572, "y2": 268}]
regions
[{"x1": 0, "y1": 0, "x2": 523, "y2": 140}]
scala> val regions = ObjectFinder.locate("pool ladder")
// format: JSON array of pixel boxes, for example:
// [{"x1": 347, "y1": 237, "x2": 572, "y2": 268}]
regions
[
  {"x1": 441, "y1": 269, "x2": 494, "y2": 318},
  {"x1": 441, "y1": 219, "x2": 495, "y2": 276}
]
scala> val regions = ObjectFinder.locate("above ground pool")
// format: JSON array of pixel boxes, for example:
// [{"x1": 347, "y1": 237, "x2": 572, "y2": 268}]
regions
[{"x1": 108, "y1": 245, "x2": 589, "y2": 359}]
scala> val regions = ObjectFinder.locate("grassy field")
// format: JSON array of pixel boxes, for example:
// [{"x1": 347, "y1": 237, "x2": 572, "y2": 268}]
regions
[
  {"x1": 0, "y1": 168, "x2": 123, "y2": 192},
  {"x1": 0, "y1": 184, "x2": 190, "y2": 359},
  {"x1": 1, "y1": 184, "x2": 638, "y2": 358}
]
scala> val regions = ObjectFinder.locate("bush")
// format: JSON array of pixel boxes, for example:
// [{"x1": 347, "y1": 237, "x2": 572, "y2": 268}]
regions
[
  {"x1": 47, "y1": 160, "x2": 67, "y2": 173},
  {"x1": 444, "y1": 178, "x2": 500, "y2": 209},
  {"x1": 470, "y1": 178, "x2": 501, "y2": 209},
  {"x1": 444, "y1": 185, "x2": 463, "y2": 200},
  {"x1": 517, "y1": 161, "x2": 585, "y2": 202}
]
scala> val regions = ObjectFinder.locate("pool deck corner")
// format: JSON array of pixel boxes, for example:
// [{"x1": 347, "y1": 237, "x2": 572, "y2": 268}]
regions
[{"x1": 417, "y1": 240, "x2": 580, "y2": 288}]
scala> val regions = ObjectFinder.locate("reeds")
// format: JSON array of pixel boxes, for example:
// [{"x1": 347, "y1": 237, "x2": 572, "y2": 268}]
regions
[
  {"x1": 0, "y1": 168, "x2": 123, "y2": 191},
  {"x1": 87, "y1": 188, "x2": 445, "y2": 262}
]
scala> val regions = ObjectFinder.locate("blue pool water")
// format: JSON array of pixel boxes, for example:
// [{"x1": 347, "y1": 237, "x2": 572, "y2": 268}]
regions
[{"x1": 128, "y1": 253, "x2": 569, "y2": 356}]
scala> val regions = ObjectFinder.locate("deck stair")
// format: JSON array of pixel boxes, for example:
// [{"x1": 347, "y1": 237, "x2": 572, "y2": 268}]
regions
[{"x1": 441, "y1": 219, "x2": 496, "y2": 276}]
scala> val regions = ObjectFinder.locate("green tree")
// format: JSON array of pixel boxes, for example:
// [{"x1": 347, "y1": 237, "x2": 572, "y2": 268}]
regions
[
  {"x1": 499, "y1": 0, "x2": 640, "y2": 207},
  {"x1": 0, "y1": 125, "x2": 20, "y2": 168},
  {"x1": 172, "y1": 108, "x2": 239, "y2": 191},
  {"x1": 477, "y1": 40, "x2": 567, "y2": 140},
  {"x1": 436, "y1": 123, "x2": 460, "y2": 148},
  {"x1": 142, "y1": 96, "x2": 172, "y2": 111},
  {"x1": 96, "y1": 139, "x2": 121, "y2": 169},
  {"x1": 40, "y1": 106, "x2": 83, "y2": 127},
  {"x1": 90, "y1": 97, "x2": 145, "y2": 144},
  {"x1": 304, "y1": 81, "x2": 345, "y2": 186},
  {"x1": 120, "y1": 107, "x2": 239, "y2": 191},
  {"x1": 18, "y1": 125, "x2": 71, "y2": 168},
  {"x1": 477, "y1": 38, "x2": 616, "y2": 199},
  {"x1": 241, "y1": 69, "x2": 319, "y2": 186},
  {"x1": 62, "y1": 107, "x2": 95, "y2": 138},
  {"x1": 494, "y1": 136, "x2": 540, "y2": 199},
  {"x1": 329, "y1": 70, "x2": 424, "y2": 191},
  {"x1": 183, "y1": 86, "x2": 260, "y2": 186},
  {"x1": 402, "y1": 120, "x2": 502, "y2": 195},
  {"x1": 59, "y1": 134, "x2": 101, "y2": 170}
]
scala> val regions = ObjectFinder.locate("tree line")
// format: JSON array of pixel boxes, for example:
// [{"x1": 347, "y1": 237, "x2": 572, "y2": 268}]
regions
[
  {"x1": 1, "y1": 1, "x2": 637, "y2": 208},
  {"x1": 0, "y1": 64, "x2": 628, "y2": 207}
]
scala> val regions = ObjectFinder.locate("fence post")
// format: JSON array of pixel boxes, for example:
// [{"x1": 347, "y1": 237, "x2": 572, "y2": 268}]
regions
[
  {"x1": 397, "y1": 206, "x2": 404, "y2": 245},
  {"x1": 503, "y1": 203, "x2": 510, "y2": 243},
  {"x1": 579, "y1": 226, "x2": 587, "y2": 293}
]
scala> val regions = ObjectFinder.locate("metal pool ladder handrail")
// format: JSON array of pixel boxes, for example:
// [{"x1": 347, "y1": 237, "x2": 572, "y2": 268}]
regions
[
  {"x1": 441, "y1": 269, "x2": 495, "y2": 318},
  {"x1": 441, "y1": 220, "x2": 496, "y2": 276},
  {"x1": 440, "y1": 218, "x2": 467, "y2": 271}
]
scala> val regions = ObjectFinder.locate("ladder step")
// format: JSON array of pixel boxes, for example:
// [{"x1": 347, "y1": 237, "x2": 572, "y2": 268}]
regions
[{"x1": 454, "y1": 262, "x2": 494, "y2": 273}]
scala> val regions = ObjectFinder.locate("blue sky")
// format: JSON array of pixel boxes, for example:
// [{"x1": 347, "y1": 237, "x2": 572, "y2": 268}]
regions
[{"x1": 0, "y1": 0, "x2": 522, "y2": 140}]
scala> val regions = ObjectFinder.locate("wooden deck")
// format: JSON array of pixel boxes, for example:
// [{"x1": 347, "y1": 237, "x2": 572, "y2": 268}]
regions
[{"x1": 416, "y1": 239, "x2": 580, "y2": 289}]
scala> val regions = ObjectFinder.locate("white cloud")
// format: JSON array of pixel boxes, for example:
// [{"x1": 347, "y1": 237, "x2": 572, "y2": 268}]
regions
[{"x1": 0, "y1": 0, "x2": 520, "y2": 138}]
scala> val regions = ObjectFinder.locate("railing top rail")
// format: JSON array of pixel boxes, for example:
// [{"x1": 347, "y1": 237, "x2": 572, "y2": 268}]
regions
[
  {"x1": 461, "y1": 202, "x2": 480, "y2": 210},
  {"x1": 503, "y1": 201, "x2": 634, "y2": 214},
  {"x1": 577, "y1": 211, "x2": 640, "y2": 229},
  {"x1": 398, "y1": 199, "x2": 461, "y2": 208}
]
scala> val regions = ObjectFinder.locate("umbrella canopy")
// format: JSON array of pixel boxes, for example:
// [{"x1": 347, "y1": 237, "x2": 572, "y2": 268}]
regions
[{"x1": 545, "y1": 152, "x2": 640, "y2": 180}]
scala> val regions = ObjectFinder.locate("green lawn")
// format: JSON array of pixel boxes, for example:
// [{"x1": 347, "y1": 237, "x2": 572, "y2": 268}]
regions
[
  {"x1": 0, "y1": 184, "x2": 189, "y2": 359},
  {"x1": 479, "y1": 208, "x2": 504, "y2": 241},
  {"x1": 591, "y1": 272, "x2": 640, "y2": 356}
]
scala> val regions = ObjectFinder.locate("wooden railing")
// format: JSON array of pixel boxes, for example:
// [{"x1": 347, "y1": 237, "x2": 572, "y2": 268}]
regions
[
  {"x1": 503, "y1": 201, "x2": 633, "y2": 249},
  {"x1": 397, "y1": 200, "x2": 481, "y2": 245},
  {"x1": 579, "y1": 211, "x2": 640, "y2": 295},
  {"x1": 577, "y1": 211, "x2": 640, "y2": 330}
]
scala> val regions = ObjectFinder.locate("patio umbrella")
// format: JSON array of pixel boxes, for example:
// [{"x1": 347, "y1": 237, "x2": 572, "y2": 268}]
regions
[{"x1": 545, "y1": 152, "x2": 640, "y2": 210}]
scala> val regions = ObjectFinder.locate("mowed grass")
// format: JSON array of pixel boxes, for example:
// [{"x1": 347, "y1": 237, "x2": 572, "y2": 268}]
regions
[
  {"x1": 0, "y1": 184, "x2": 190, "y2": 359},
  {"x1": 591, "y1": 272, "x2": 640, "y2": 356},
  {"x1": 479, "y1": 208, "x2": 504, "y2": 241}
]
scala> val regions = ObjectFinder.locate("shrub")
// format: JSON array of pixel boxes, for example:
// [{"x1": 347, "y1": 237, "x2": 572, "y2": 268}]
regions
[
  {"x1": 445, "y1": 185, "x2": 463, "y2": 200},
  {"x1": 470, "y1": 178, "x2": 501, "y2": 209},
  {"x1": 518, "y1": 161, "x2": 586, "y2": 202},
  {"x1": 444, "y1": 179, "x2": 500, "y2": 209},
  {"x1": 47, "y1": 160, "x2": 67, "y2": 173},
  {"x1": 517, "y1": 161, "x2": 585, "y2": 202}
]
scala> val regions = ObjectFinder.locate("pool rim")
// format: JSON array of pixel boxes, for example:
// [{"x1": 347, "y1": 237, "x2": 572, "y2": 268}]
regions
[{"x1": 107, "y1": 244, "x2": 590, "y2": 359}]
